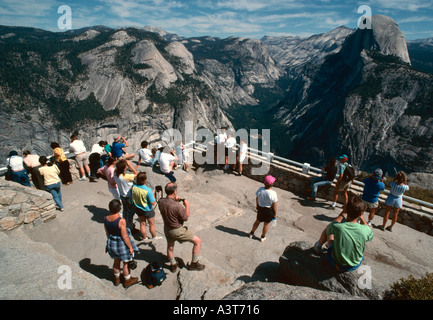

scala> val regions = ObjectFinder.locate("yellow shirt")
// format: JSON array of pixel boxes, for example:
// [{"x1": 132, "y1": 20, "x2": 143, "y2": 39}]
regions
[
  {"x1": 53, "y1": 147, "x2": 67, "y2": 162},
  {"x1": 39, "y1": 165, "x2": 61, "y2": 186}
]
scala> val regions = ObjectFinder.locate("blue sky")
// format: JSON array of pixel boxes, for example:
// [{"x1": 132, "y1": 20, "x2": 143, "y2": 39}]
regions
[{"x1": 0, "y1": 0, "x2": 432, "y2": 40}]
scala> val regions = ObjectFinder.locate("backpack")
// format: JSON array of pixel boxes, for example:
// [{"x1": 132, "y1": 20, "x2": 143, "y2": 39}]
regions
[
  {"x1": 141, "y1": 262, "x2": 167, "y2": 289},
  {"x1": 341, "y1": 164, "x2": 356, "y2": 182}
]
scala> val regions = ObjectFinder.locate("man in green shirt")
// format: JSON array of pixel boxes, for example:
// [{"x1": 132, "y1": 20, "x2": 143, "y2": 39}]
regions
[{"x1": 313, "y1": 196, "x2": 373, "y2": 271}]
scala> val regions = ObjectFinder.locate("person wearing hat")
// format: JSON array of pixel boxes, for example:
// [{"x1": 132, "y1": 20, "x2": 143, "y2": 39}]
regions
[
  {"x1": 248, "y1": 175, "x2": 278, "y2": 242},
  {"x1": 111, "y1": 135, "x2": 134, "y2": 161},
  {"x1": 361, "y1": 168, "x2": 385, "y2": 227},
  {"x1": 329, "y1": 154, "x2": 352, "y2": 211}
]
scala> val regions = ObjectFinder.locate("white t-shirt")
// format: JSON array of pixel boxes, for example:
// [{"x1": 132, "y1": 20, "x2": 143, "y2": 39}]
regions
[
  {"x1": 159, "y1": 152, "x2": 175, "y2": 174},
  {"x1": 138, "y1": 148, "x2": 153, "y2": 163},
  {"x1": 238, "y1": 142, "x2": 248, "y2": 162},
  {"x1": 225, "y1": 137, "x2": 236, "y2": 149},
  {"x1": 217, "y1": 132, "x2": 227, "y2": 144},
  {"x1": 90, "y1": 144, "x2": 104, "y2": 155},
  {"x1": 70, "y1": 140, "x2": 86, "y2": 154},
  {"x1": 7, "y1": 156, "x2": 25, "y2": 171},
  {"x1": 114, "y1": 173, "x2": 135, "y2": 197},
  {"x1": 256, "y1": 187, "x2": 278, "y2": 208}
]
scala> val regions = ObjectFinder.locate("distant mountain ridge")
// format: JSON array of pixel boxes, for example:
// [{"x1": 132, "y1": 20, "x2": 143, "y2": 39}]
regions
[{"x1": 0, "y1": 15, "x2": 432, "y2": 175}]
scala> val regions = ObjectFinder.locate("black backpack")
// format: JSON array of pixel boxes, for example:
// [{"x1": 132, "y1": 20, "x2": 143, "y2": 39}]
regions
[
  {"x1": 342, "y1": 165, "x2": 356, "y2": 182},
  {"x1": 141, "y1": 262, "x2": 167, "y2": 289}
]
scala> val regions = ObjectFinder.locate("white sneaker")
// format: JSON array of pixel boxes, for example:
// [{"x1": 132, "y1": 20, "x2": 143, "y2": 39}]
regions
[
  {"x1": 260, "y1": 236, "x2": 266, "y2": 242},
  {"x1": 248, "y1": 232, "x2": 254, "y2": 239},
  {"x1": 79, "y1": 176, "x2": 87, "y2": 181}
]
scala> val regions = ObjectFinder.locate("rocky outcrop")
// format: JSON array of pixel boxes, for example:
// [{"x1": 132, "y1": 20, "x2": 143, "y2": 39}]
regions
[
  {"x1": 0, "y1": 178, "x2": 57, "y2": 231},
  {"x1": 278, "y1": 241, "x2": 384, "y2": 299},
  {"x1": 223, "y1": 281, "x2": 362, "y2": 300}
]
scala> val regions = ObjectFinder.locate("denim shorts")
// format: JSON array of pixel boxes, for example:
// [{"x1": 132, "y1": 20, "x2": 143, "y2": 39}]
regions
[
  {"x1": 385, "y1": 194, "x2": 403, "y2": 208},
  {"x1": 327, "y1": 246, "x2": 363, "y2": 272}
]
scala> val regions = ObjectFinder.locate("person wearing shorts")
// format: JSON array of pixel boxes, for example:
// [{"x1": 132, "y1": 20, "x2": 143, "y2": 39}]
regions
[
  {"x1": 379, "y1": 171, "x2": 409, "y2": 232},
  {"x1": 248, "y1": 175, "x2": 278, "y2": 242},
  {"x1": 330, "y1": 155, "x2": 352, "y2": 211},
  {"x1": 158, "y1": 182, "x2": 205, "y2": 272},
  {"x1": 132, "y1": 172, "x2": 158, "y2": 241},
  {"x1": 69, "y1": 134, "x2": 90, "y2": 181},
  {"x1": 361, "y1": 168, "x2": 385, "y2": 227}
]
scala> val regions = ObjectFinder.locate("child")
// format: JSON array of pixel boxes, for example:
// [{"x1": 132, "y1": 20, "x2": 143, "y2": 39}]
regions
[
  {"x1": 104, "y1": 199, "x2": 139, "y2": 288},
  {"x1": 379, "y1": 171, "x2": 409, "y2": 232}
]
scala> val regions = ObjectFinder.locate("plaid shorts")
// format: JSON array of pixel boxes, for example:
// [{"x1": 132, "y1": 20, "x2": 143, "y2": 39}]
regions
[{"x1": 106, "y1": 229, "x2": 139, "y2": 262}]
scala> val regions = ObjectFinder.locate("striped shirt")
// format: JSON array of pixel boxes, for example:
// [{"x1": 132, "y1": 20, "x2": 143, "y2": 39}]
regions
[{"x1": 389, "y1": 182, "x2": 409, "y2": 197}]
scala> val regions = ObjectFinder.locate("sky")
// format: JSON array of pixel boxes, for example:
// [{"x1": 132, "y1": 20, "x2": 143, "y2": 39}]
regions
[{"x1": 0, "y1": 0, "x2": 432, "y2": 40}]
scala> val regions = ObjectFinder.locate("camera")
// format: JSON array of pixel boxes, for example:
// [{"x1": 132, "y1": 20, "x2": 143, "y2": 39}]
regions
[
  {"x1": 129, "y1": 259, "x2": 137, "y2": 270},
  {"x1": 177, "y1": 198, "x2": 185, "y2": 203}
]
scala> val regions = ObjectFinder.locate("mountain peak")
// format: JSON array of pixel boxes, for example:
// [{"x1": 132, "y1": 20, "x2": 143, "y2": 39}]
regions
[{"x1": 370, "y1": 15, "x2": 411, "y2": 64}]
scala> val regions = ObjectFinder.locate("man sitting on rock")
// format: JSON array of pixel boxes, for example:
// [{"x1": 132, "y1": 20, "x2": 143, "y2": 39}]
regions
[{"x1": 313, "y1": 196, "x2": 373, "y2": 272}]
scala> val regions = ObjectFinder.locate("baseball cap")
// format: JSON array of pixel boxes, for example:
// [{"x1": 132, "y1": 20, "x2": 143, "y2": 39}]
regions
[
  {"x1": 114, "y1": 135, "x2": 121, "y2": 142},
  {"x1": 373, "y1": 168, "x2": 383, "y2": 180},
  {"x1": 339, "y1": 154, "x2": 348, "y2": 161},
  {"x1": 264, "y1": 175, "x2": 276, "y2": 185}
]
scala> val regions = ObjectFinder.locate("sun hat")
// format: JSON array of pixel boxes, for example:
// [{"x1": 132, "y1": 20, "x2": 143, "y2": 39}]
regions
[
  {"x1": 114, "y1": 135, "x2": 122, "y2": 142},
  {"x1": 264, "y1": 175, "x2": 276, "y2": 185}
]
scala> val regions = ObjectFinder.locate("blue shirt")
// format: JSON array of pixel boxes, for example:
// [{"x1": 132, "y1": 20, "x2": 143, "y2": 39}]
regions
[
  {"x1": 132, "y1": 184, "x2": 156, "y2": 211},
  {"x1": 111, "y1": 142, "x2": 125, "y2": 158},
  {"x1": 362, "y1": 177, "x2": 385, "y2": 204}
]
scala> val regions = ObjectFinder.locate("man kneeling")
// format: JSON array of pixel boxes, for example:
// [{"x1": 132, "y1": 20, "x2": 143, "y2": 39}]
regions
[{"x1": 313, "y1": 196, "x2": 373, "y2": 272}]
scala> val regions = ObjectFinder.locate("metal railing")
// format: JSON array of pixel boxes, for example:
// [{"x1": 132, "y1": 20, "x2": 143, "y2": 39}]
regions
[
  {"x1": 188, "y1": 140, "x2": 433, "y2": 211},
  {"x1": 2, "y1": 140, "x2": 433, "y2": 210}
]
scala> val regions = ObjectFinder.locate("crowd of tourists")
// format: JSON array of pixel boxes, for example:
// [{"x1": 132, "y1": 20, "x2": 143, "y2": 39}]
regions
[{"x1": 4, "y1": 130, "x2": 410, "y2": 289}]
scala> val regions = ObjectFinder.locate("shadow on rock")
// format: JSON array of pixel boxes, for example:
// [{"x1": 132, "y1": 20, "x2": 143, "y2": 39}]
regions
[
  {"x1": 237, "y1": 261, "x2": 280, "y2": 284},
  {"x1": 215, "y1": 225, "x2": 250, "y2": 238},
  {"x1": 79, "y1": 258, "x2": 113, "y2": 282},
  {"x1": 84, "y1": 205, "x2": 110, "y2": 224}
]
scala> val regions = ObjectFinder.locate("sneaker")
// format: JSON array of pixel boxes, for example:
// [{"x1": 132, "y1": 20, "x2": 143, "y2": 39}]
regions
[
  {"x1": 313, "y1": 241, "x2": 323, "y2": 254},
  {"x1": 123, "y1": 276, "x2": 138, "y2": 288},
  {"x1": 189, "y1": 261, "x2": 205, "y2": 271},
  {"x1": 248, "y1": 232, "x2": 254, "y2": 239},
  {"x1": 328, "y1": 205, "x2": 335, "y2": 210},
  {"x1": 260, "y1": 236, "x2": 266, "y2": 242},
  {"x1": 378, "y1": 225, "x2": 385, "y2": 231},
  {"x1": 79, "y1": 176, "x2": 87, "y2": 181},
  {"x1": 386, "y1": 226, "x2": 393, "y2": 232},
  {"x1": 367, "y1": 221, "x2": 372, "y2": 227},
  {"x1": 307, "y1": 197, "x2": 315, "y2": 201},
  {"x1": 151, "y1": 236, "x2": 162, "y2": 241}
]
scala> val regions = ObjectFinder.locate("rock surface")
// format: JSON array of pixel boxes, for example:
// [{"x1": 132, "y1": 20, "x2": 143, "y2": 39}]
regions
[{"x1": 1, "y1": 153, "x2": 433, "y2": 300}]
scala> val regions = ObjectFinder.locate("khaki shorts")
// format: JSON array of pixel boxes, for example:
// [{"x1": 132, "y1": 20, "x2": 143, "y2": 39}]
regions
[
  {"x1": 336, "y1": 179, "x2": 351, "y2": 191},
  {"x1": 164, "y1": 225, "x2": 195, "y2": 243},
  {"x1": 362, "y1": 200, "x2": 379, "y2": 209},
  {"x1": 75, "y1": 153, "x2": 89, "y2": 168}
]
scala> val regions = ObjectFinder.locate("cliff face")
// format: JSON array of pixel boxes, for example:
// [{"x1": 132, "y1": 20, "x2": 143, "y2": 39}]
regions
[
  {"x1": 270, "y1": 15, "x2": 433, "y2": 174},
  {"x1": 0, "y1": 27, "x2": 236, "y2": 159}
]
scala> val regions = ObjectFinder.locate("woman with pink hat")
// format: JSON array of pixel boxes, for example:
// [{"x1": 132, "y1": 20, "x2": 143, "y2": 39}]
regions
[{"x1": 248, "y1": 175, "x2": 278, "y2": 242}]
